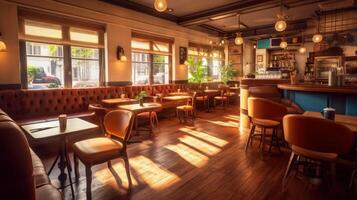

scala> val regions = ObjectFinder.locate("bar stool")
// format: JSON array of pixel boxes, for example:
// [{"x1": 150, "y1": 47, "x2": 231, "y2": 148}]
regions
[
  {"x1": 245, "y1": 97, "x2": 287, "y2": 156},
  {"x1": 282, "y1": 115, "x2": 354, "y2": 191}
]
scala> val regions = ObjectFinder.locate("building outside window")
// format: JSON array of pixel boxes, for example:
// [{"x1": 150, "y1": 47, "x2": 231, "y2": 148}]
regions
[
  {"x1": 131, "y1": 35, "x2": 172, "y2": 85},
  {"x1": 19, "y1": 13, "x2": 104, "y2": 89}
]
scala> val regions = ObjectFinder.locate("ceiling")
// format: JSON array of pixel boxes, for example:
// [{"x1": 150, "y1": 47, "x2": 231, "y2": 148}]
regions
[{"x1": 102, "y1": 0, "x2": 357, "y2": 39}]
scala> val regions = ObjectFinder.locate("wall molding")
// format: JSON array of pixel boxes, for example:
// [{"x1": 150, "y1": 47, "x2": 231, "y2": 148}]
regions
[
  {"x1": 171, "y1": 80, "x2": 188, "y2": 84},
  {"x1": 0, "y1": 84, "x2": 21, "y2": 90},
  {"x1": 105, "y1": 81, "x2": 132, "y2": 86}
]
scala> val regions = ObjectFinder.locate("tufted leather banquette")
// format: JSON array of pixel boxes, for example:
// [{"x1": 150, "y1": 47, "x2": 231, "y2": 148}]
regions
[{"x1": 0, "y1": 84, "x2": 195, "y2": 122}]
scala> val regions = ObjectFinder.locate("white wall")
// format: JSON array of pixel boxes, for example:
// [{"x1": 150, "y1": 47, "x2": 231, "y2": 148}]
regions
[{"x1": 0, "y1": 0, "x2": 220, "y2": 85}]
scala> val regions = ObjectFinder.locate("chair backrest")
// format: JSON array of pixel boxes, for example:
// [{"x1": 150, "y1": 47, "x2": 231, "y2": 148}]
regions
[
  {"x1": 103, "y1": 110, "x2": 135, "y2": 146},
  {"x1": 249, "y1": 85, "x2": 281, "y2": 102},
  {"x1": 88, "y1": 104, "x2": 108, "y2": 121},
  {"x1": 283, "y1": 114, "x2": 354, "y2": 155},
  {"x1": 191, "y1": 92, "x2": 197, "y2": 108},
  {"x1": 248, "y1": 97, "x2": 287, "y2": 121}
]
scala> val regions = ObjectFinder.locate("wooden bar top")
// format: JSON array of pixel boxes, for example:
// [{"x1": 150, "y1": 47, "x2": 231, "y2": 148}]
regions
[{"x1": 278, "y1": 83, "x2": 357, "y2": 94}]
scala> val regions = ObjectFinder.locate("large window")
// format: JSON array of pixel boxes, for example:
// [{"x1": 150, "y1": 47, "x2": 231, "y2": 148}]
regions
[
  {"x1": 188, "y1": 45, "x2": 224, "y2": 81},
  {"x1": 131, "y1": 36, "x2": 171, "y2": 85},
  {"x1": 19, "y1": 14, "x2": 104, "y2": 89}
]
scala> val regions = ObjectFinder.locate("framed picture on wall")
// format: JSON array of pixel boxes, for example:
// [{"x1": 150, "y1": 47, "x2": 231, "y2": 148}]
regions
[
  {"x1": 257, "y1": 55, "x2": 263, "y2": 62},
  {"x1": 179, "y1": 47, "x2": 187, "y2": 64}
]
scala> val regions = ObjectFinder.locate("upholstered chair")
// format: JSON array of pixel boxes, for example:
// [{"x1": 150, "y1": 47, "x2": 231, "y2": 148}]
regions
[
  {"x1": 73, "y1": 110, "x2": 135, "y2": 199},
  {"x1": 88, "y1": 104, "x2": 109, "y2": 134},
  {"x1": 246, "y1": 97, "x2": 287, "y2": 156},
  {"x1": 282, "y1": 114, "x2": 354, "y2": 191}
]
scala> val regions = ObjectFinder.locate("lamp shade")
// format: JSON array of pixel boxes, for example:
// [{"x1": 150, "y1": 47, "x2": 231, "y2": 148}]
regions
[
  {"x1": 280, "y1": 41, "x2": 288, "y2": 49},
  {"x1": 235, "y1": 36, "x2": 244, "y2": 45},
  {"x1": 312, "y1": 33, "x2": 323, "y2": 43},
  {"x1": 0, "y1": 40, "x2": 6, "y2": 52},
  {"x1": 298, "y1": 46, "x2": 306, "y2": 54},
  {"x1": 154, "y1": 0, "x2": 167, "y2": 12},
  {"x1": 275, "y1": 20, "x2": 287, "y2": 32}
]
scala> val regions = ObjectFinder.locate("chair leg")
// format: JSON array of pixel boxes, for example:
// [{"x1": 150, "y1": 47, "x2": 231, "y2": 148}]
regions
[
  {"x1": 245, "y1": 124, "x2": 255, "y2": 152},
  {"x1": 108, "y1": 160, "x2": 112, "y2": 168},
  {"x1": 330, "y1": 162, "x2": 336, "y2": 187},
  {"x1": 85, "y1": 166, "x2": 92, "y2": 200},
  {"x1": 260, "y1": 127, "x2": 266, "y2": 158},
  {"x1": 73, "y1": 153, "x2": 80, "y2": 181},
  {"x1": 282, "y1": 152, "x2": 297, "y2": 191},
  {"x1": 123, "y1": 154, "x2": 132, "y2": 192}
]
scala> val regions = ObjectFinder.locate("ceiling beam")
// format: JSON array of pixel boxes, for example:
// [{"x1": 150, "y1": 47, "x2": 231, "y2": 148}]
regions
[
  {"x1": 199, "y1": 24, "x2": 227, "y2": 36},
  {"x1": 100, "y1": 0, "x2": 178, "y2": 22}
]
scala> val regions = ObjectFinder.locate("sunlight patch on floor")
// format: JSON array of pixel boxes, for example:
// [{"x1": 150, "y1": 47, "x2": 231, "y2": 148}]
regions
[
  {"x1": 164, "y1": 143, "x2": 209, "y2": 168},
  {"x1": 129, "y1": 155, "x2": 180, "y2": 190},
  {"x1": 223, "y1": 114, "x2": 240, "y2": 122},
  {"x1": 93, "y1": 162, "x2": 138, "y2": 187},
  {"x1": 202, "y1": 119, "x2": 239, "y2": 127},
  {"x1": 179, "y1": 135, "x2": 221, "y2": 156},
  {"x1": 179, "y1": 127, "x2": 228, "y2": 147}
]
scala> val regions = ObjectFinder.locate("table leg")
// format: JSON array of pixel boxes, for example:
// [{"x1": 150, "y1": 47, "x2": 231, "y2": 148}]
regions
[{"x1": 58, "y1": 140, "x2": 67, "y2": 188}]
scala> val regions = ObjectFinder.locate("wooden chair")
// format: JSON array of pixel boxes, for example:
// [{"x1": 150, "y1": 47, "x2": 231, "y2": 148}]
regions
[
  {"x1": 282, "y1": 114, "x2": 354, "y2": 191},
  {"x1": 195, "y1": 91, "x2": 209, "y2": 111},
  {"x1": 213, "y1": 90, "x2": 228, "y2": 109},
  {"x1": 73, "y1": 110, "x2": 135, "y2": 199},
  {"x1": 176, "y1": 92, "x2": 197, "y2": 123},
  {"x1": 88, "y1": 104, "x2": 109, "y2": 134},
  {"x1": 137, "y1": 111, "x2": 159, "y2": 128},
  {"x1": 245, "y1": 97, "x2": 287, "y2": 157}
]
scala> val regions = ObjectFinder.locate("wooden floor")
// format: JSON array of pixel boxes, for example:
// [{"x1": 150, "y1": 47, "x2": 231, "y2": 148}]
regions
[{"x1": 40, "y1": 106, "x2": 355, "y2": 200}]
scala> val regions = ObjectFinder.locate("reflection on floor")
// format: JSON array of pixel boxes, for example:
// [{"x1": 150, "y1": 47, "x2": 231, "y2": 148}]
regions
[{"x1": 41, "y1": 106, "x2": 354, "y2": 200}]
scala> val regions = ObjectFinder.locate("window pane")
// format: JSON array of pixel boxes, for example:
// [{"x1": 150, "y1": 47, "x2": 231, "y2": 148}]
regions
[
  {"x1": 153, "y1": 55, "x2": 169, "y2": 84},
  {"x1": 70, "y1": 28, "x2": 99, "y2": 44},
  {"x1": 26, "y1": 42, "x2": 64, "y2": 89},
  {"x1": 24, "y1": 20, "x2": 62, "y2": 39},
  {"x1": 153, "y1": 41, "x2": 169, "y2": 52},
  {"x1": 131, "y1": 40, "x2": 150, "y2": 50},
  {"x1": 71, "y1": 46, "x2": 100, "y2": 88},
  {"x1": 132, "y1": 52, "x2": 150, "y2": 85}
]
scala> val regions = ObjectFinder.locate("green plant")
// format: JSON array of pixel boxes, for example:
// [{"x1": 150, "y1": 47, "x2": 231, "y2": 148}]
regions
[
  {"x1": 220, "y1": 62, "x2": 237, "y2": 85},
  {"x1": 187, "y1": 57, "x2": 207, "y2": 85},
  {"x1": 48, "y1": 83, "x2": 59, "y2": 88},
  {"x1": 27, "y1": 65, "x2": 39, "y2": 83},
  {"x1": 135, "y1": 91, "x2": 148, "y2": 100}
]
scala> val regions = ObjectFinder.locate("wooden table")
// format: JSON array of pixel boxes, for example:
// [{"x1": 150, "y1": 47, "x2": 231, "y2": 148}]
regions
[
  {"x1": 22, "y1": 118, "x2": 98, "y2": 196},
  {"x1": 303, "y1": 111, "x2": 357, "y2": 132},
  {"x1": 162, "y1": 95, "x2": 192, "y2": 101},
  {"x1": 118, "y1": 103, "x2": 162, "y2": 141},
  {"x1": 102, "y1": 98, "x2": 137, "y2": 108},
  {"x1": 167, "y1": 92, "x2": 190, "y2": 96}
]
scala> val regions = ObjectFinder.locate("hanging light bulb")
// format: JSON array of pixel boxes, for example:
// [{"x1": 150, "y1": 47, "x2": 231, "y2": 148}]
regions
[
  {"x1": 312, "y1": 33, "x2": 323, "y2": 43},
  {"x1": 154, "y1": 0, "x2": 167, "y2": 12},
  {"x1": 280, "y1": 40, "x2": 287, "y2": 49},
  {"x1": 275, "y1": 0, "x2": 287, "y2": 32},
  {"x1": 235, "y1": 34, "x2": 244, "y2": 45},
  {"x1": 298, "y1": 46, "x2": 306, "y2": 53},
  {"x1": 275, "y1": 19, "x2": 287, "y2": 32},
  {"x1": 235, "y1": 14, "x2": 244, "y2": 45}
]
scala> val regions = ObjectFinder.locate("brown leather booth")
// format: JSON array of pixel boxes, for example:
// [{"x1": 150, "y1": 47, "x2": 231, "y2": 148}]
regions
[{"x1": 0, "y1": 108, "x2": 61, "y2": 200}]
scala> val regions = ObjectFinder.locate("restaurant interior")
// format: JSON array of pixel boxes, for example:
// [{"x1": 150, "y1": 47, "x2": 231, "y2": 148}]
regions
[{"x1": 1, "y1": 0, "x2": 357, "y2": 199}]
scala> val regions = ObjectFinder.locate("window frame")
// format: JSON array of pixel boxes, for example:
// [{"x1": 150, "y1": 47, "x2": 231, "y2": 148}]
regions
[
  {"x1": 131, "y1": 35, "x2": 173, "y2": 85},
  {"x1": 18, "y1": 10, "x2": 105, "y2": 89}
]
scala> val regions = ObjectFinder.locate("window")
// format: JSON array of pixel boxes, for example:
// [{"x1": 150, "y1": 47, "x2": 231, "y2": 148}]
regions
[
  {"x1": 71, "y1": 46, "x2": 100, "y2": 87},
  {"x1": 19, "y1": 15, "x2": 104, "y2": 89},
  {"x1": 26, "y1": 42, "x2": 64, "y2": 89},
  {"x1": 188, "y1": 45, "x2": 224, "y2": 82},
  {"x1": 131, "y1": 37, "x2": 172, "y2": 85}
]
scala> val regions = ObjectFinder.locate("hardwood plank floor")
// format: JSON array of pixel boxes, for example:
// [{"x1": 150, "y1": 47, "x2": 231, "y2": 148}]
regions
[{"x1": 39, "y1": 106, "x2": 355, "y2": 200}]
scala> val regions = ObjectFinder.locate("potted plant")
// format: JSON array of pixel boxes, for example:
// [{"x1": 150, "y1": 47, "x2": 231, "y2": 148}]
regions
[
  {"x1": 136, "y1": 91, "x2": 148, "y2": 106},
  {"x1": 220, "y1": 62, "x2": 237, "y2": 85},
  {"x1": 187, "y1": 57, "x2": 207, "y2": 88}
]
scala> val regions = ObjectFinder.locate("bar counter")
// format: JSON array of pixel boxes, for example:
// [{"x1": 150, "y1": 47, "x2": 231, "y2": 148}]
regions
[{"x1": 278, "y1": 83, "x2": 357, "y2": 116}]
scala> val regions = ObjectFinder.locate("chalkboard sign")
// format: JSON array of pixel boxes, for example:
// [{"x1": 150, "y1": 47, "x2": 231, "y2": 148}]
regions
[{"x1": 179, "y1": 47, "x2": 187, "y2": 64}]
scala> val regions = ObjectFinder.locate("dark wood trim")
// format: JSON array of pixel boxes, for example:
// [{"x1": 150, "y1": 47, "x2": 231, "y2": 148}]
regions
[
  {"x1": 101, "y1": 0, "x2": 178, "y2": 22},
  {"x1": 132, "y1": 32, "x2": 174, "y2": 44},
  {"x1": 105, "y1": 81, "x2": 132, "y2": 86},
  {"x1": 19, "y1": 40, "x2": 28, "y2": 89},
  {"x1": 171, "y1": 80, "x2": 188, "y2": 84},
  {"x1": 99, "y1": 48, "x2": 105, "y2": 86},
  {"x1": 0, "y1": 84, "x2": 21, "y2": 90},
  {"x1": 63, "y1": 45, "x2": 72, "y2": 88}
]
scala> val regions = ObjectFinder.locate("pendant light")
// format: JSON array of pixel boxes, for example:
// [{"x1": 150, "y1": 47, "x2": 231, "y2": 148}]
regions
[
  {"x1": 235, "y1": 14, "x2": 244, "y2": 45},
  {"x1": 312, "y1": 14, "x2": 323, "y2": 43},
  {"x1": 280, "y1": 38, "x2": 287, "y2": 49},
  {"x1": 275, "y1": 0, "x2": 287, "y2": 32},
  {"x1": 154, "y1": 0, "x2": 168, "y2": 12},
  {"x1": 298, "y1": 31, "x2": 307, "y2": 54}
]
